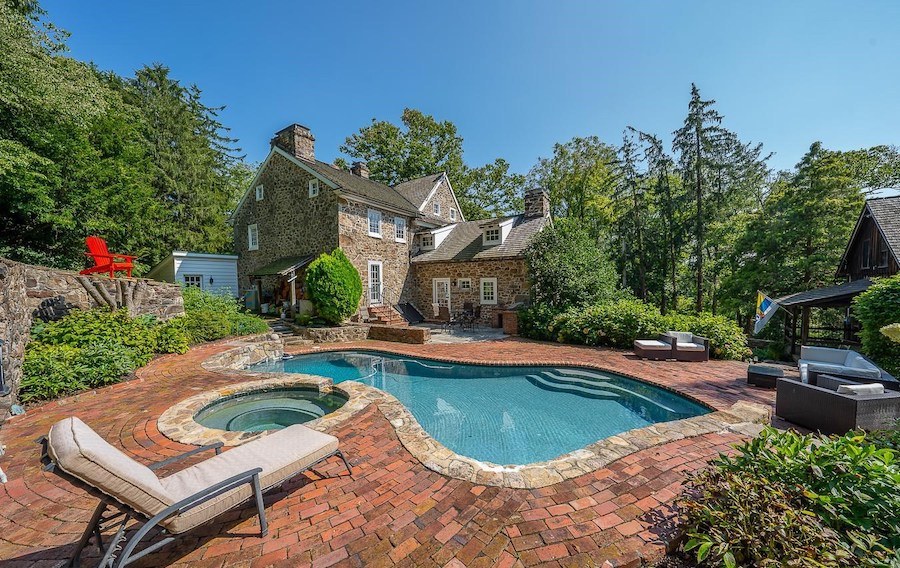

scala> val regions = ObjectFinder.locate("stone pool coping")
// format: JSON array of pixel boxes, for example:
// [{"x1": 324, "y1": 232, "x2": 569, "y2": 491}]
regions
[{"x1": 159, "y1": 336, "x2": 771, "y2": 489}]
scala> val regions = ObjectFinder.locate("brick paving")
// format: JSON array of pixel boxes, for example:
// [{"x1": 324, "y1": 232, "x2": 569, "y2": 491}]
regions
[{"x1": 0, "y1": 337, "x2": 774, "y2": 567}]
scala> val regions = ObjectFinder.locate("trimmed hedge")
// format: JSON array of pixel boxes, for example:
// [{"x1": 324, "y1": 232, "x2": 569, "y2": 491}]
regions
[
  {"x1": 853, "y1": 275, "x2": 900, "y2": 376},
  {"x1": 306, "y1": 248, "x2": 363, "y2": 324},
  {"x1": 519, "y1": 299, "x2": 750, "y2": 360}
]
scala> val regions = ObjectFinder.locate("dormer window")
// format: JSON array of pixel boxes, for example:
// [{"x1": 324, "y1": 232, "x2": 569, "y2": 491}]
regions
[
  {"x1": 433, "y1": 202, "x2": 441, "y2": 216},
  {"x1": 255, "y1": 184, "x2": 264, "y2": 201},
  {"x1": 483, "y1": 227, "x2": 501, "y2": 245},
  {"x1": 421, "y1": 234, "x2": 434, "y2": 249},
  {"x1": 308, "y1": 179, "x2": 319, "y2": 198}
]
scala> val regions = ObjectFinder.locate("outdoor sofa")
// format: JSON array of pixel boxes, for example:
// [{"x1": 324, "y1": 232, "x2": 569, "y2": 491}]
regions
[
  {"x1": 775, "y1": 374, "x2": 900, "y2": 435},
  {"x1": 633, "y1": 331, "x2": 710, "y2": 362},
  {"x1": 39, "y1": 416, "x2": 351, "y2": 568},
  {"x1": 798, "y1": 345, "x2": 897, "y2": 388}
]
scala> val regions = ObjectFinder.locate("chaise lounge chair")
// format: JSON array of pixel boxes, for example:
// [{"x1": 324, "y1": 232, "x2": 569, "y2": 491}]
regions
[{"x1": 38, "y1": 417, "x2": 351, "y2": 568}]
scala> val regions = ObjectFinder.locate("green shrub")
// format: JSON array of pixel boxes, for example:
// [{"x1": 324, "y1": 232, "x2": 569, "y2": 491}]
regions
[
  {"x1": 519, "y1": 299, "x2": 750, "y2": 360},
  {"x1": 678, "y1": 428, "x2": 900, "y2": 566},
  {"x1": 524, "y1": 220, "x2": 623, "y2": 310},
  {"x1": 854, "y1": 275, "x2": 900, "y2": 376},
  {"x1": 153, "y1": 319, "x2": 191, "y2": 354},
  {"x1": 180, "y1": 286, "x2": 268, "y2": 342},
  {"x1": 305, "y1": 248, "x2": 363, "y2": 324},
  {"x1": 20, "y1": 341, "x2": 138, "y2": 403},
  {"x1": 31, "y1": 308, "x2": 160, "y2": 365}
]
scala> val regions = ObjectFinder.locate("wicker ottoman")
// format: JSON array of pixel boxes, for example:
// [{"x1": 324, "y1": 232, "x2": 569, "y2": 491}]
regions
[{"x1": 748, "y1": 364, "x2": 784, "y2": 388}]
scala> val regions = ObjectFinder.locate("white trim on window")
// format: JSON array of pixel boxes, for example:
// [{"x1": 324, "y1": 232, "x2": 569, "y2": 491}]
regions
[
  {"x1": 308, "y1": 178, "x2": 320, "y2": 198},
  {"x1": 458, "y1": 278, "x2": 471, "y2": 290},
  {"x1": 483, "y1": 227, "x2": 501, "y2": 245},
  {"x1": 432, "y1": 201, "x2": 441, "y2": 215},
  {"x1": 247, "y1": 224, "x2": 259, "y2": 251},
  {"x1": 183, "y1": 274, "x2": 203, "y2": 289},
  {"x1": 255, "y1": 184, "x2": 264, "y2": 201},
  {"x1": 480, "y1": 278, "x2": 497, "y2": 305},
  {"x1": 449, "y1": 208, "x2": 457, "y2": 221},
  {"x1": 394, "y1": 217, "x2": 407, "y2": 243},
  {"x1": 367, "y1": 209, "x2": 382, "y2": 238}
]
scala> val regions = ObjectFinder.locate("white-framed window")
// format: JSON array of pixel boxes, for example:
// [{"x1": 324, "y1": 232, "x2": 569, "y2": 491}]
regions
[
  {"x1": 183, "y1": 274, "x2": 203, "y2": 289},
  {"x1": 247, "y1": 223, "x2": 259, "y2": 251},
  {"x1": 308, "y1": 178, "x2": 320, "y2": 198},
  {"x1": 433, "y1": 201, "x2": 441, "y2": 215},
  {"x1": 394, "y1": 217, "x2": 406, "y2": 243},
  {"x1": 483, "y1": 227, "x2": 501, "y2": 245},
  {"x1": 421, "y1": 234, "x2": 434, "y2": 249},
  {"x1": 458, "y1": 278, "x2": 471, "y2": 290},
  {"x1": 450, "y1": 208, "x2": 457, "y2": 221},
  {"x1": 255, "y1": 184, "x2": 264, "y2": 201},
  {"x1": 367, "y1": 209, "x2": 382, "y2": 238},
  {"x1": 480, "y1": 278, "x2": 497, "y2": 305}
]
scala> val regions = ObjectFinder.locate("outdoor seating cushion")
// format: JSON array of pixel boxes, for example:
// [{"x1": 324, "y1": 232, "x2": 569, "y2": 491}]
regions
[
  {"x1": 634, "y1": 339, "x2": 670, "y2": 351},
  {"x1": 666, "y1": 331, "x2": 694, "y2": 343},
  {"x1": 48, "y1": 417, "x2": 172, "y2": 518},
  {"x1": 676, "y1": 342, "x2": 706, "y2": 352},
  {"x1": 836, "y1": 383, "x2": 885, "y2": 395},
  {"x1": 160, "y1": 424, "x2": 338, "y2": 533}
]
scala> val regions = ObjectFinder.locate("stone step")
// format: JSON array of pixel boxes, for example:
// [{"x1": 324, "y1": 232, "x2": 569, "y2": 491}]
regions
[{"x1": 282, "y1": 336, "x2": 314, "y2": 346}]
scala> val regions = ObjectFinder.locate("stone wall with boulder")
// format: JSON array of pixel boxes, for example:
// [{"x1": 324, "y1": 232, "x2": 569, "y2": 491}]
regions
[{"x1": 0, "y1": 257, "x2": 184, "y2": 414}]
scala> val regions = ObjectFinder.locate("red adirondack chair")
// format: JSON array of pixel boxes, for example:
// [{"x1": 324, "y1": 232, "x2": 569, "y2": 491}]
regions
[{"x1": 79, "y1": 236, "x2": 137, "y2": 278}]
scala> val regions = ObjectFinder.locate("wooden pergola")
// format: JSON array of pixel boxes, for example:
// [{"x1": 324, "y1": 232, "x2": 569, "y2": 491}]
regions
[{"x1": 776, "y1": 278, "x2": 873, "y2": 355}]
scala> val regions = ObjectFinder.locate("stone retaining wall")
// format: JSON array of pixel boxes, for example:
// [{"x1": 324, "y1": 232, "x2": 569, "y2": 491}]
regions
[
  {"x1": 367, "y1": 325, "x2": 430, "y2": 344},
  {"x1": 293, "y1": 324, "x2": 371, "y2": 343},
  {"x1": 0, "y1": 257, "x2": 184, "y2": 413}
]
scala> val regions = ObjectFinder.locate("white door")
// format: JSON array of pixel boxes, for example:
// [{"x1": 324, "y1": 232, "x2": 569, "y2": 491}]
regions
[
  {"x1": 368, "y1": 261, "x2": 383, "y2": 305},
  {"x1": 432, "y1": 278, "x2": 451, "y2": 312}
]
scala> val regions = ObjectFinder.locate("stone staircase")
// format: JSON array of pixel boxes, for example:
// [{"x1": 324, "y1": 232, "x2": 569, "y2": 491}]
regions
[
  {"x1": 367, "y1": 304, "x2": 408, "y2": 326},
  {"x1": 266, "y1": 318, "x2": 312, "y2": 347}
]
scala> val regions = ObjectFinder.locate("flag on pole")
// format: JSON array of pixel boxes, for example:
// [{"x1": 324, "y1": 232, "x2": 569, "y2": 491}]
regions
[{"x1": 754, "y1": 291, "x2": 779, "y2": 335}]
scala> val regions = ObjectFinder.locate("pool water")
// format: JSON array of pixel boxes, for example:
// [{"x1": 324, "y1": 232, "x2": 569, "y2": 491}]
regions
[
  {"x1": 252, "y1": 351, "x2": 709, "y2": 465},
  {"x1": 194, "y1": 388, "x2": 347, "y2": 433}
]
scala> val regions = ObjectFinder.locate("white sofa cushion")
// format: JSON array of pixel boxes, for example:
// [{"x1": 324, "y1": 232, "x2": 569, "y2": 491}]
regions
[
  {"x1": 800, "y1": 346, "x2": 850, "y2": 365},
  {"x1": 666, "y1": 331, "x2": 694, "y2": 343},
  {"x1": 676, "y1": 342, "x2": 706, "y2": 352},
  {"x1": 836, "y1": 383, "x2": 885, "y2": 395},
  {"x1": 634, "y1": 339, "x2": 671, "y2": 350}
]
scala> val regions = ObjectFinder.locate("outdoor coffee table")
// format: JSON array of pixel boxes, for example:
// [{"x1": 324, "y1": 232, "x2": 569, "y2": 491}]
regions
[{"x1": 747, "y1": 364, "x2": 784, "y2": 388}]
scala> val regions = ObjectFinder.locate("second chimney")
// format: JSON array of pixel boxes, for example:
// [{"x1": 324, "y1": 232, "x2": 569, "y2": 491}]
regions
[
  {"x1": 351, "y1": 161, "x2": 369, "y2": 178},
  {"x1": 523, "y1": 188, "x2": 551, "y2": 218},
  {"x1": 271, "y1": 124, "x2": 315, "y2": 162}
]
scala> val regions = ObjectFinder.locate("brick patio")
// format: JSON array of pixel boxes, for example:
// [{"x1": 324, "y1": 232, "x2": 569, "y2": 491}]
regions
[{"x1": 0, "y1": 337, "x2": 775, "y2": 567}]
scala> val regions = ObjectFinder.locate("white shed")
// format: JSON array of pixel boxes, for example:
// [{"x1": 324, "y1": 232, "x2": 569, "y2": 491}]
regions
[{"x1": 147, "y1": 252, "x2": 239, "y2": 296}]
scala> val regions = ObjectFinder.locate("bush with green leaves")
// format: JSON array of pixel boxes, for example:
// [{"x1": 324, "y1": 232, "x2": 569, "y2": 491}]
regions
[
  {"x1": 524, "y1": 220, "x2": 623, "y2": 310},
  {"x1": 678, "y1": 428, "x2": 900, "y2": 566},
  {"x1": 305, "y1": 248, "x2": 363, "y2": 324},
  {"x1": 179, "y1": 285, "x2": 268, "y2": 343},
  {"x1": 519, "y1": 299, "x2": 750, "y2": 360},
  {"x1": 853, "y1": 275, "x2": 900, "y2": 376}
]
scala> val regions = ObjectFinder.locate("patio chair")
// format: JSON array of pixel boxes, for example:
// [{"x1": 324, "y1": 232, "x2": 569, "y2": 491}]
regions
[
  {"x1": 437, "y1": 306, "x2": 461, "y2": 332},
  {"x1": 664, "y1": 331, "x2": 710, "y2": 362},
  {"x1": 80, "y1": 236, "x2": 137, "y2": 279},
  {"x1": 776, "y1": 374, "x2": 900, "y2": 434},
  {"x1": 38, "y1": 417, "x2": 351, "y2": 568}
]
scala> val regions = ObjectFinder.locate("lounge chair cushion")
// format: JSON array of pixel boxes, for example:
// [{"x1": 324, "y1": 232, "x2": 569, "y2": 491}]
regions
[
  {"x1": 160, "y1": 424, "x2": 338, "y2": 533},
  {"x1": 48, "y1": 417, "x2": 172, "y2": 517},
  {"x1": 634, "y1": 339, "x2": 670, "y2": 351},
  {"x1": 836, "y1": 383, "x2": 885, "y2": 395},
  {"x1": 666, "y1": 331, "x2": 694, "y2": 343},
  {"x1": 676, "y1": 342, "x2": 706, "y2": 352}
]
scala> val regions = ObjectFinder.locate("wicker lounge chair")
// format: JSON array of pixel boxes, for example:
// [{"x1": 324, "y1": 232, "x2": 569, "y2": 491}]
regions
[
  {"x1": 797, "y1": 346, "x2": 895, "y2": 386},
  {"x1": 38, "y1": 417, "x2": 351, "y2": 568},
  {"x1": 665, "y1": 331, "x2": 710, "y2": 362},
  {"x1": 633, "y1": 335, "x2": 675, "y2": 360},
  {"x1": 775, "y1": 374, "x2": 900, "y2": 435}
]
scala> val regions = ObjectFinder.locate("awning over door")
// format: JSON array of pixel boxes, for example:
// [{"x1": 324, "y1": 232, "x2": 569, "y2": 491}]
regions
[
  {"x1": 775, "y1": 278, "x2": 873, "y2": 309},
  {"x1": 249, "y1": 255, "x2": 315, "y2": 277}
]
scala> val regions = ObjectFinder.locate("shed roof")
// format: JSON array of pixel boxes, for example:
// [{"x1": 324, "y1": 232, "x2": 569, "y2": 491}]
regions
[
  {"x1": 775, "y1": 278, "x2": 873, "y2": 308},
  {"x1": 249, "y1": 254, "x2": 316, "y2": 277}
]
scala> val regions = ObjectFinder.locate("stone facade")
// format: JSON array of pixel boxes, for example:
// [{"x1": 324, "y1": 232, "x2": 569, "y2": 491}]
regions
[
  {"x1": 523, "y1": 187, "x2": 551, "y2": 219},
  {"x1": 233, "y1": 152, "x2": 340, "y2": 293},
  {"x1": 294, "y1": 324, "x2": 370, "y2": 343},
  {"x1": 423, "y1": 178, "x2": 463, "y2": 223},
  {"x1": 0, "y1": 257, "x2": 184, "y2": 411},
  {"x1": 411, "y1": 259, "x2": 529, "y2": 323},
  {"x1": 338, "y1": 199, "x2": 414, "y2": 310}
]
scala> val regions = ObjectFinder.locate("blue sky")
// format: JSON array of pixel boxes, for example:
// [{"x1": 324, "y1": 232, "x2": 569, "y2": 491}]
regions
[{"x1": 44, "y1": 0, "x2": 900, "y2": 176}]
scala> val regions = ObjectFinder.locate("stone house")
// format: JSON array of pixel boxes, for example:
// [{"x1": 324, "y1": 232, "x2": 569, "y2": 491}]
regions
[{"x1": 231, "y1": 123, "x2": 550, "y2": 324}]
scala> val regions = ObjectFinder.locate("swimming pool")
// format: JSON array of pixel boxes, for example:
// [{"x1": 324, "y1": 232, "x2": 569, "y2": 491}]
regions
[{"x1": 253, "y1": 351, "x2": 710, "y2": 465}]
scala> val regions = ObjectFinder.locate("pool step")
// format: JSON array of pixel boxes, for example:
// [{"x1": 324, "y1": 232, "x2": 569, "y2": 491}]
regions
[
  {"x1": 526, "y1": 372, "x2": 620, "y2": 399},
  {"x1": 531, "y1": 371, "x2": 679, "y2": 414}
]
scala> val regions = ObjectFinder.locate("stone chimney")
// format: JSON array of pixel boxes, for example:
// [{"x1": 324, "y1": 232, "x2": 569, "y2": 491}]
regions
[
  {"x1": 523, "y1": 188, "x2": 550, "y2": 218},
  {"x1": 271, "y1": 124, "x2": 315, "y2": 162},
  {"x1": 350, "y1": 161, "x2": 369, "y2": 178}
]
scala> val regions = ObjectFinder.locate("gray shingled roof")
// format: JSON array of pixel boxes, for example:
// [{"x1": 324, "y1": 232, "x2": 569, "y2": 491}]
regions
[
  {"x1": 868, "y1": 195, "x2": 900, "y2": 263},
  {"x1": 411, "y1": 215, "x2": 550, "y2": 263},
  {"x1": 776, "y1": 278, "x2": 873, "y2": 308},
  {"x1": 393, "y1": 173, "x2": 444, "y2": 209},
  {"x1": 299, "y1": 158, "x2": 420, "y2": 214}
]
